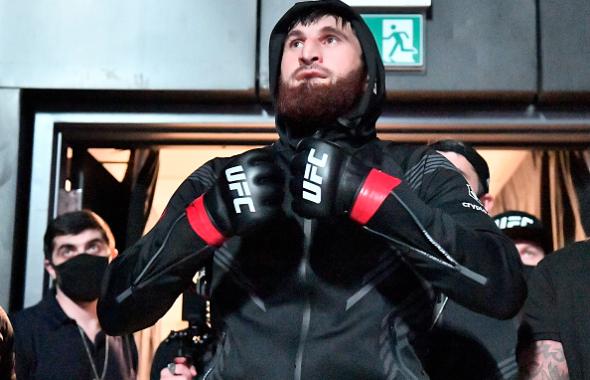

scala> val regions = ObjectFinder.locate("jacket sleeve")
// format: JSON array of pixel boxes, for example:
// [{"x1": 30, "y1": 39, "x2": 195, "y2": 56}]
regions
[
  {"x1": 365, "y1": 150, "x2": 526, "y2": 319},
  {"x1": 98, "y1": 159, "x2": 224, "y2": 336}
]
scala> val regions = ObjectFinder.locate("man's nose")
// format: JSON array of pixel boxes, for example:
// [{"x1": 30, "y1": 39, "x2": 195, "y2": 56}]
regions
[
  {"x1": 71, "y1": 249, "x2": 85, "y2": 257},
  {"x1": 299, "y1": 40, "x2": 321, "y2": 65}
]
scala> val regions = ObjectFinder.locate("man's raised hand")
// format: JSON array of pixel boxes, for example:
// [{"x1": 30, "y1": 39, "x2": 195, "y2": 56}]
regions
[
  {"x1": 187, "y1": 149, "x2": 284, "y2": 246},
  {"x1": 289, "y1": 138, "x2": 401, "y2": 224}
]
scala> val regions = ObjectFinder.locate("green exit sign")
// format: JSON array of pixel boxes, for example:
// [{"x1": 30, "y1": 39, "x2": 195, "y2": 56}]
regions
[{"x1": 362, "y1": 14, "x2": 424, "y2": 70}]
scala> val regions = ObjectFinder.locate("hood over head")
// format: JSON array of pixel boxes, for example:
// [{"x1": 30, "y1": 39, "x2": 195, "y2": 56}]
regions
[{"x1": 269, "y1": 0, "x2": 385, "y2": 147}]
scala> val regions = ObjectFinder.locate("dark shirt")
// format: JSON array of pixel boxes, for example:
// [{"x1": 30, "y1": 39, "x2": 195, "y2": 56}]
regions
[
  {"x1": 12, "y1": 295, "x2": 137, "y2": 380},
  {"x1": 519, "y1": 240, "x2": 590, "y2": 380}
]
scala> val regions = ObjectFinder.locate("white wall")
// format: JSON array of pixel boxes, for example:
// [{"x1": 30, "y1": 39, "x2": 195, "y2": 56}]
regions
[
  {"x1": 0, "y1": 1, "x2": 258, "y2": 91},
  {"x1": 0, "y1": 90, "x2": 20, "y2": 308}
]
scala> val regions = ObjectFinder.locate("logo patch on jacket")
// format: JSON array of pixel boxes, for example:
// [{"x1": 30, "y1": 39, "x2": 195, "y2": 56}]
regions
[
  {"x1": 462, "y1": 184, "x2": 487, "y2": 213},
  {"x1": 466, "y1": 184, "x2": 482, "y2": 204}
]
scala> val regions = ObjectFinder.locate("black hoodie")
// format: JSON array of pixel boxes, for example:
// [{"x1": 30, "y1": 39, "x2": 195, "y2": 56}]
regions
[{"x1": 98, "y1": 2, "x2": 526, "y2": 379}]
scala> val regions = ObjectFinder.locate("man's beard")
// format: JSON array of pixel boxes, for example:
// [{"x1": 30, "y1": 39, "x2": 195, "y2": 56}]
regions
[{"x1": 276, "y1": 67, "x2": 366, "y2": 138}]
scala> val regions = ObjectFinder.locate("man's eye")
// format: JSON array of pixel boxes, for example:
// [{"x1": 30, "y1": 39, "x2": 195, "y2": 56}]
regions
[
  {"x1": 58, "y1": 249, "x2": 74, "y2": 257},
  {"x1": 290, "y1": 40, "x2": 303, "y2": 48},
  {"x1": 87, "y1": 242, "x2": 105, "y2": 254},
  {"x1": 325, "y1": 36, "x2": 338, "y2": 44},
  {"x1": 523, "y1": 249, "x2": 540, "y2": 257}
]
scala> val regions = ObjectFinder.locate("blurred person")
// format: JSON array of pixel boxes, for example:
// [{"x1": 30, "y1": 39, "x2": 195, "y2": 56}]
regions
[
  {"x1": 494, "y1": 211, "x2": 551, "y2": 279},
  {"x1": 0, "y1": 306, "x2": 15, "y2": 380},
  {"x1": 426, "y1": 139, "x2": 521, "y2": 380},
  {"x1": 12, "y1": 210, "x2": 137, "y2": 379},
  {"x1": 98, "y1": 1, "x2": 525, "y2": 379},
  {"x1": 518, "y1": 239, "x2": 590, "y2": 379},
  {"x1": 151, "y1": 281, "x2": 215, "y2": 380},
  {"x1": 430, "y1": 139, "x2": 494, "y2": 212},
  {"x1": 159, "y1": 357, "x2": 196, "y2": 380}
]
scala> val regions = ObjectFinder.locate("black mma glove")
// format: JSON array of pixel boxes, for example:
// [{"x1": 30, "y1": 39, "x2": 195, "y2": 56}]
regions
[
  {"x1": 186, "y1": 149, "x2": 284, "y2": 246},
  {"x1": 290, "y1": 138, "x2": 401, "y2": 224}
]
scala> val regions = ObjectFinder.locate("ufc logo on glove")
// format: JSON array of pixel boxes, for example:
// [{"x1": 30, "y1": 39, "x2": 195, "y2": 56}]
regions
[
  {"x1": 302, "y1": 148, "x2": 328, "y2": 204},
  {"x1": 225, "y1": 165, "x2": 255, "y2": 213}
]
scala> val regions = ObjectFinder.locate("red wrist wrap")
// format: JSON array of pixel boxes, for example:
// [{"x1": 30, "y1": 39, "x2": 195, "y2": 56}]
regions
[
  {"x1": 350, "y1": 169, "x2": 402, "y2": 225},
  {"x1": 186, "y1": 195, "x2": 226, "y2": 247}
]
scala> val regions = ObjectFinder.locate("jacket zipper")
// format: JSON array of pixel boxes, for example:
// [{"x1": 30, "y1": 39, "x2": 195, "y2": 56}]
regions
[
  {"x1": 294, "y1": 218, "x2": 313, "y2": 380},
  {"x1": 201, "y1": 366, "x2": 214, "y2": 379}
]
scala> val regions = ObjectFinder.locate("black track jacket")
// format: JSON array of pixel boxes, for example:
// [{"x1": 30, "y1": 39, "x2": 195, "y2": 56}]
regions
[{"x1": 98, "y1": 1, "x2": 526, "y2": 379}]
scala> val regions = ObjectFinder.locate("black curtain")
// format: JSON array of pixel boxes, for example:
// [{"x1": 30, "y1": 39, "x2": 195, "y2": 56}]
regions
[
  {"x1": 81, "y1": 148, "x2": 159, "y2": 250},
  {"x1": 122, "y1": 149, "x2": 160, "y2": 248}
]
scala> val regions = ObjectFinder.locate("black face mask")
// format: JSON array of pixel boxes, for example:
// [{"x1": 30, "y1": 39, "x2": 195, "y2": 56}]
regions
[{"x1": 53, "y1": 254, "x2": 109, "y2": 302}]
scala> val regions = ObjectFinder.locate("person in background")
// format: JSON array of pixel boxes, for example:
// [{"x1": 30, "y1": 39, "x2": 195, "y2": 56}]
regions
[
  {"x1": 430, "y1": 139, "x2": 494, "y2": 212},
  {"x1": 426, "y1": 139, "x2": 521, "y2": 380},
  {"x1": 12, "y1": 210, "x2": 137, "y2": 380},
  {"x1": 152, "y1": 279, "x2": 214, "y2": 380},
  {"x1": 493, "y1": 210, "x2": 551, "y2": 280},
  {"x1": 0, "y1": 306, "x2": 15, "y2": 380},
  {"x1": 98, "y1": 2, "x2": 525, "y2": 378},
  {"x1": 517, "y1": 239, "x2": 590, "y2": 379},
  {"x1": 159, "y1": 357, "x2": 196, "y2": 380}
]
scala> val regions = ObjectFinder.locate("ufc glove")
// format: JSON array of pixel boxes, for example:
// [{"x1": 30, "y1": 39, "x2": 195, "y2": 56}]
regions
[
  {"x1": 187, "y1": 149, "x2": 284, "y2": 246},
  {"x1": 290, "y1": 138, "x2": 401, "y2": 224}
]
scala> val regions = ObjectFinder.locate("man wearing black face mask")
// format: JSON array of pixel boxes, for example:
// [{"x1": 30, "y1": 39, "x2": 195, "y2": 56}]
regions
[{"x1": 12, "y1": 210, "x2": 138, "y2": 380}]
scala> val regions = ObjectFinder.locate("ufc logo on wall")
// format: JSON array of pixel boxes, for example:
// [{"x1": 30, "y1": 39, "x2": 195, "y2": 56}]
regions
[
  {"x1": 303, "y1": 148, "x2": 328, "y2": 204},
  {"x1": 225, "y1": 165, "x2": 255, "y2": 213}
]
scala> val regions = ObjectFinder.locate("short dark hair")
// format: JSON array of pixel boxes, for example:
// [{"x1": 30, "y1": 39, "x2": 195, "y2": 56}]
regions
[
  {"x1": 287, "y1": 8, "x2": 351, "y2": 32},
  {"x1": 430, "y1": 139, "x2": 490, "y2": 196},
  {"x1": 43, "y1": 210, "x2": 115, "y2": 261}
]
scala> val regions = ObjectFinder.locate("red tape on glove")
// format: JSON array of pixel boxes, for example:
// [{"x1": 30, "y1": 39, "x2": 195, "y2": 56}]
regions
[
  {"x1": 186, "y1": 196, "x2": 226, "y2": 246},
  {"x1": 350, "y1": 169, "x2": 401, "y2": 225}
]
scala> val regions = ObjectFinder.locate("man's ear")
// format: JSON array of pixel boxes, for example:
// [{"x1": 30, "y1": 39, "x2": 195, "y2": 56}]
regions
[
  {"x1": 109, "y1": 248, "x2": 118, "y2": 262},
  {"x1": 44, "y1": 259, "x2": 56, "y2": 281},
  {"x1": 480, "y1": 193, "x2": 495, "y2": 213}
]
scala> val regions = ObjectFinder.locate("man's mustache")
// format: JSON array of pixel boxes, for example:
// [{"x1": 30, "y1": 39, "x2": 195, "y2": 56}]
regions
[{"x1": 292, "y1": 64, "x2": 332, "y2": 79}]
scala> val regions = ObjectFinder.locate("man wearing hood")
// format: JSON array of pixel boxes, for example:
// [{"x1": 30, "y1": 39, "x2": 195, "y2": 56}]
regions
[
  {"x1": 12, "y1": 210, "x2": 138, "y2": 380},
  {"x1": 98, "y1": 1, "x2": 525, "y2": 379}
]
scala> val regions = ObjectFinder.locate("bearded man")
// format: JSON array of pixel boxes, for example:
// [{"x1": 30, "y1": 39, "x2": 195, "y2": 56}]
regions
[{"x1": 98, "y1": 1, "x2": 526, "y2": 379}]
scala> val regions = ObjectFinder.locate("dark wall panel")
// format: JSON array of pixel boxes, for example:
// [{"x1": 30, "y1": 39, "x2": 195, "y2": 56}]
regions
[
  {"x1": 539, "y1": 0, "x2": 590, "y2": 101},
  {"x1": 388, "y1": 0, "x2": 537, "y2": 101},
  {"x1": 259, "y1": 0, "x2": 537, "y2": 102}
]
